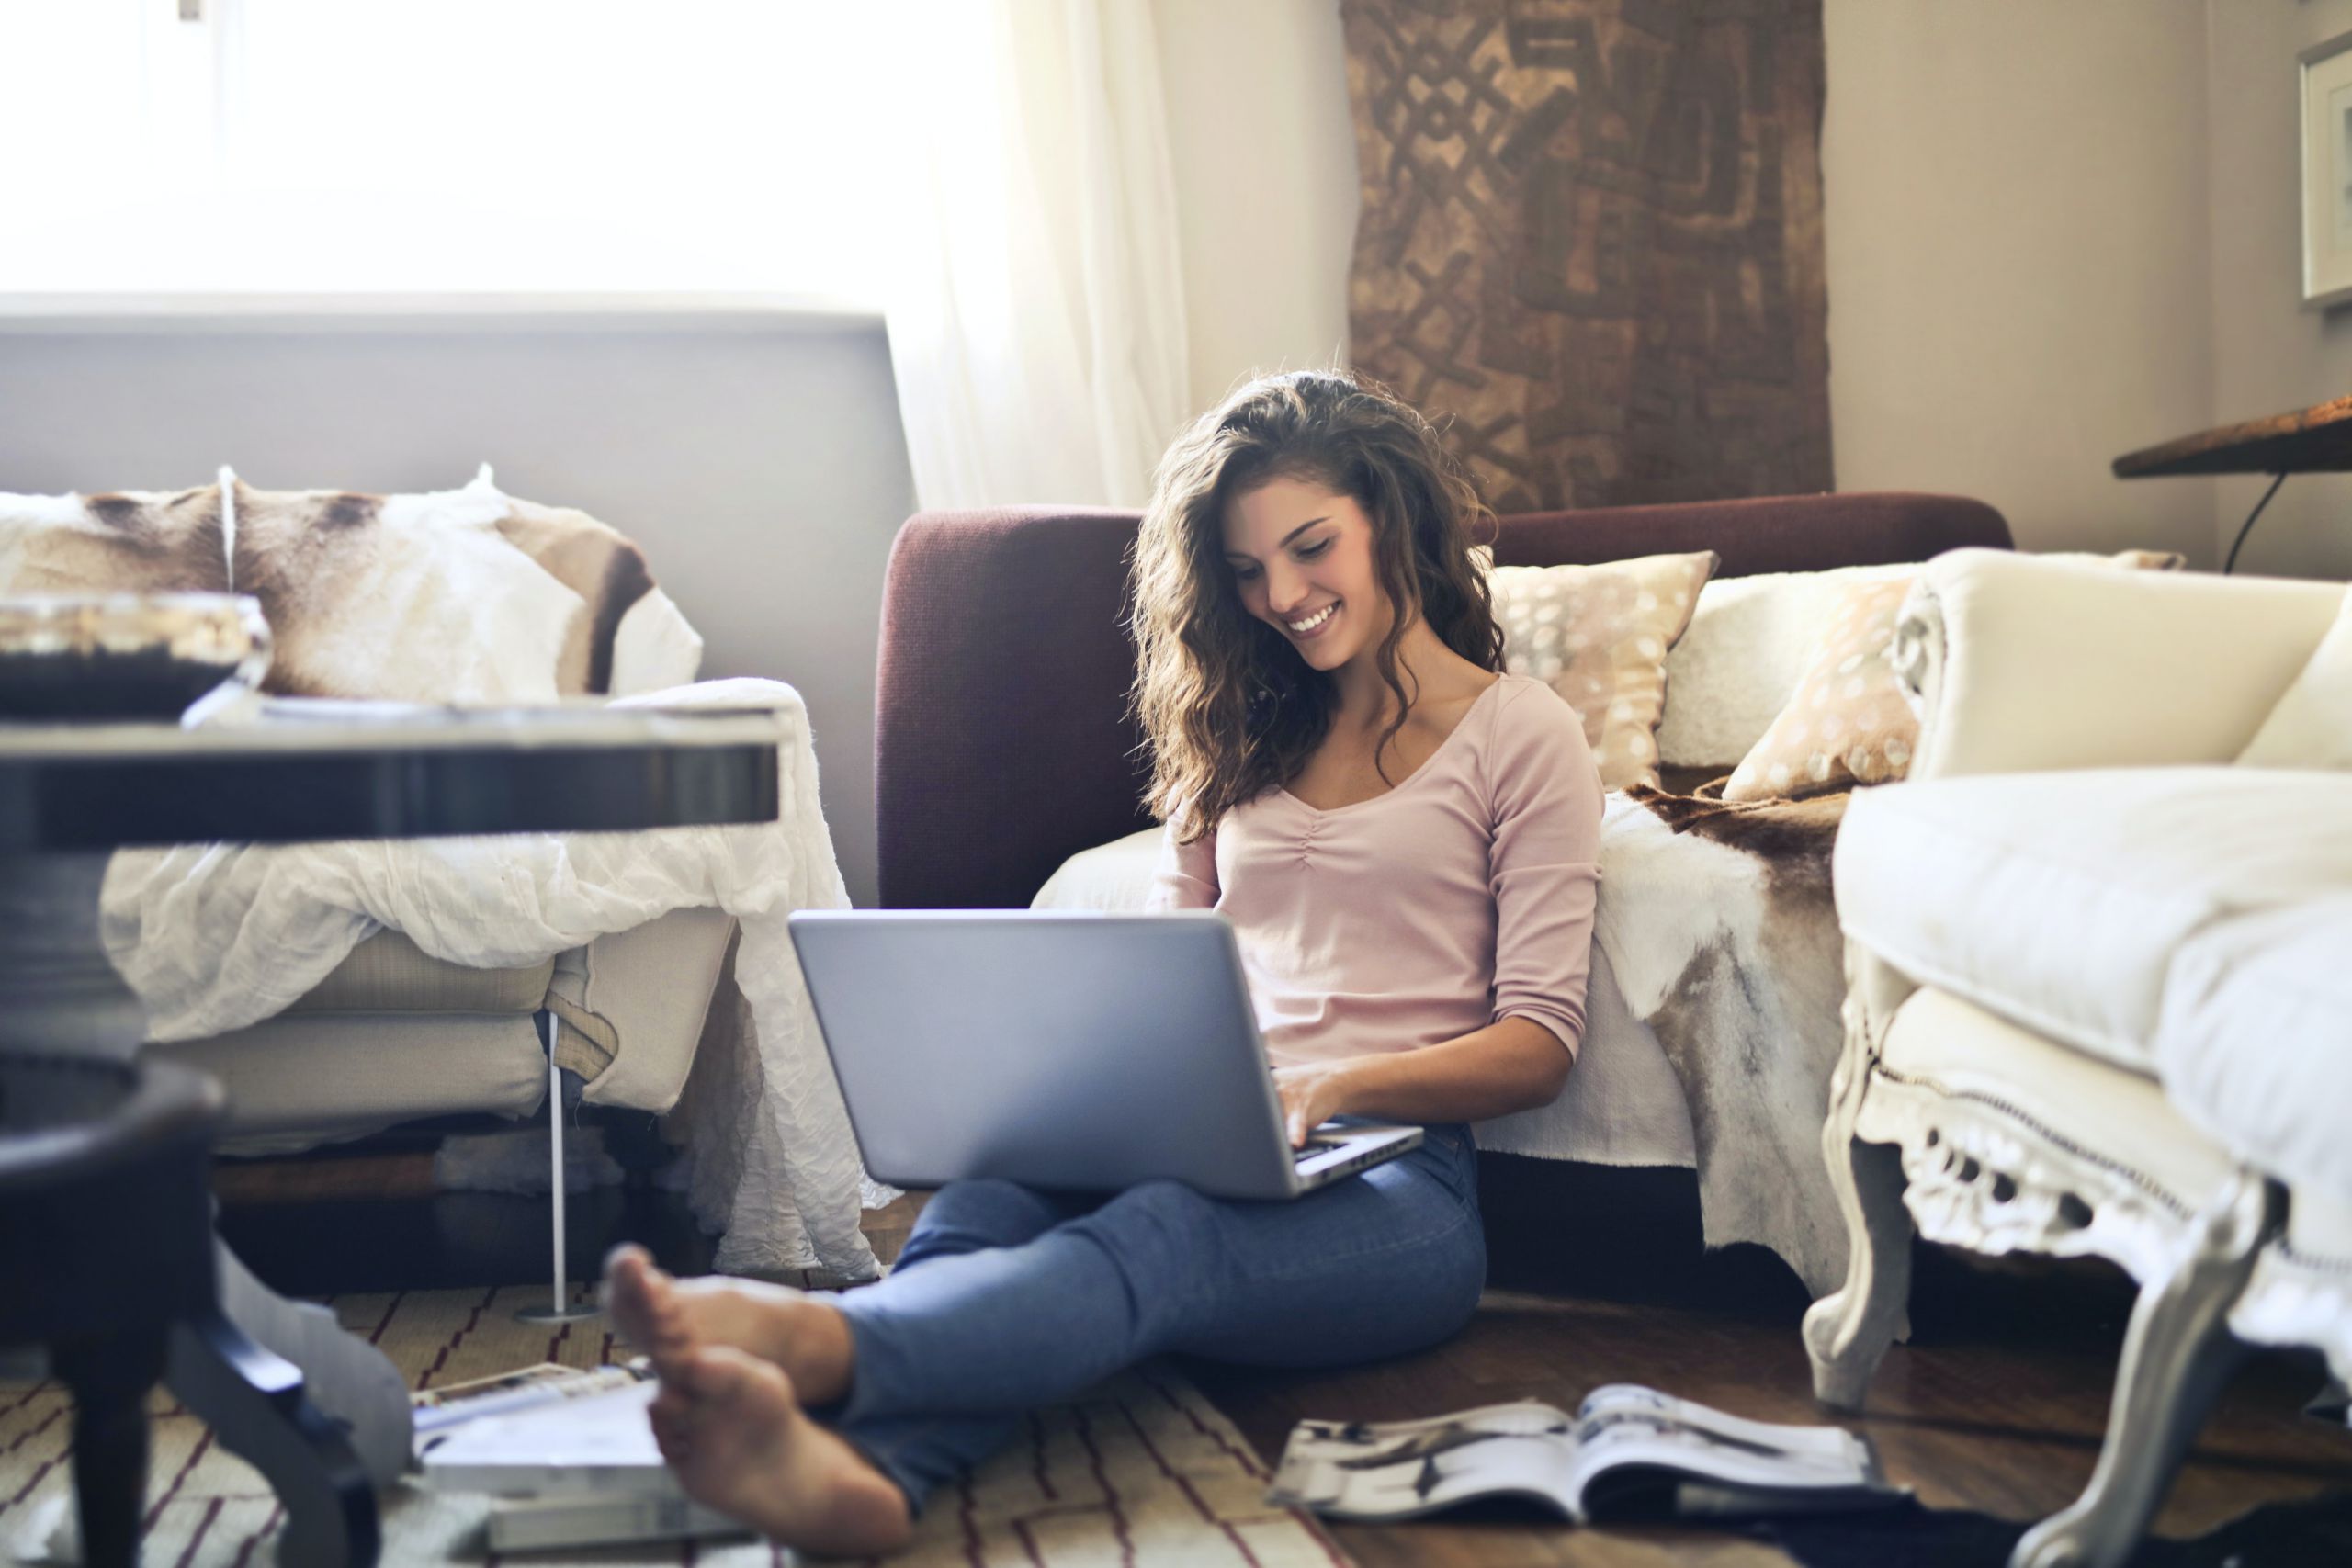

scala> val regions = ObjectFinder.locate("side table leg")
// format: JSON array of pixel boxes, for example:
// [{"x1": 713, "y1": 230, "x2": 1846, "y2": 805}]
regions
[
  {"x1": 51, "y1": 1333, "x2": 163, "y2": 1568},
  {"x1": 168, "y1": 1314, "x2": 379, "y2": 1568}
]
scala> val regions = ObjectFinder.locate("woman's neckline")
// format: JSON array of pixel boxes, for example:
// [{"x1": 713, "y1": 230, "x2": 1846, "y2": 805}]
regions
[{"x1": 1275, "y1": 673, "x2": 1508, "y2": 818}]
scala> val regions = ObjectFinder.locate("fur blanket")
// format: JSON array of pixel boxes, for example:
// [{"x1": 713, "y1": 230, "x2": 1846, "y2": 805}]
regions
[
  {"x1": 1599, "y1": 785, "x2": 1850, "y2": 1297},
  {"x1": 0, "y1": 467, "x2": 699, "y2": 700}
]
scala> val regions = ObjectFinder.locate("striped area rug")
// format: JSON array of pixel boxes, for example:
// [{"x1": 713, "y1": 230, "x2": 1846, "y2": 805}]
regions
[{"x1": 1, "y1": 1286, "x2": 1351, "y2": 1566}]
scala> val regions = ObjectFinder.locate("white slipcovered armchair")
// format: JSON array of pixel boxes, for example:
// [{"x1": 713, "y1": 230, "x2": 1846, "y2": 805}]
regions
[{"x1": 1803, "y1": 550, "x2": 2352, "y2": 1568}]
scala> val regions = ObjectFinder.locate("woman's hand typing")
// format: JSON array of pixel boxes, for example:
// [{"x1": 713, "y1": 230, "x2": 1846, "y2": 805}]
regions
[
  {"x1": 1273, "y1": 1020, "x2": 1574, "y2": 1146},
  {"x1": 1272, "y1": 1059, "x2": 1365, "y2": 1148}
]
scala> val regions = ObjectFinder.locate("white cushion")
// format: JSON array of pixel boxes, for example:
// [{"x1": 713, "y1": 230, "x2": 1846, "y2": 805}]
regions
[
  {"x1": 1658, "y1": 563, "x2": 1911, "y2": 768},
  {"x1": 2155, "y1": 896, "x2": 2352, "y2": 1198},
  {"x1": 2237, "y1": 587, "x2": 2352, "y2": 770},
  {"x1": 1031, "y1": 827, "x2": 1163, "y2": 912},
  {"x1": 1838, "y1": 768, "x2": 2352, "y2": 1072},
  {"x1": 1657, "y1": 552, "x2": 2188, "y2": 772}
]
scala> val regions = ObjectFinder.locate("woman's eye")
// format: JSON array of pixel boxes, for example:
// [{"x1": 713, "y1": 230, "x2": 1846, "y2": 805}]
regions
[
  {"x1": 1295, "y1": 539, "x2": 1332, "y2": 559},
  {"x1": 1232, "y1": 564, "x2": 1261, "y2": 582}
]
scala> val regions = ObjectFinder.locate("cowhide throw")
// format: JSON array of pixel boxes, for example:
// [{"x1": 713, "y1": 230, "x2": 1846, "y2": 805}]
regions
[
  {"x1": 0, "y1": 468, "x2": 658, "y2": 701},
  {"x1": 1598, "y1": 784, "x2": 1850, "y2": 1297}
]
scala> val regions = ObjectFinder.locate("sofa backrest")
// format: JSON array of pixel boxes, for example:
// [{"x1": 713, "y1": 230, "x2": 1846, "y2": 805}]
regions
[{"x1": 875, "y1": 491, "x2": 2012, "y2": 909}]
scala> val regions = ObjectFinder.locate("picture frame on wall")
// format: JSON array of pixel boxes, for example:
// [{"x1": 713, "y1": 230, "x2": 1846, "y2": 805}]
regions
[{"x1": 2301, "y1": 28, "x2": 2352, "y2": 309}]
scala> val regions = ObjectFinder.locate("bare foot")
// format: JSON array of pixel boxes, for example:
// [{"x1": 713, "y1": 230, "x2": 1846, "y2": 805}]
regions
[
  {"x1": 648, "y1": 1346, "x2": 910, "y2": 1553},
  {"x1": 602, "y1": 1246, "x2": 855, "y2": 1405}
]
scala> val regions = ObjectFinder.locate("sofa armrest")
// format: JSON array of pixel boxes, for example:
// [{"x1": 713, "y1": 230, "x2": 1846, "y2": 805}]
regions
[{"x1": 1899, "y1": 549, "x2": 2345, "y2": 779}]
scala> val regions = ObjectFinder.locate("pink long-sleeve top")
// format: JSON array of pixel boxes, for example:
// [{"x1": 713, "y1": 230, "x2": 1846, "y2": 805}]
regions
[{"x1": 1146, "y1": 673, "x2": 1604, "y2": 1067}]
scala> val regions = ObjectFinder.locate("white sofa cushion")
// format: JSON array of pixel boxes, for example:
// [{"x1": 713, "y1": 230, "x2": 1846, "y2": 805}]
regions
[
  {"x1": 1657, "y1": 563, "x2": 1914, "y2": 768},
  {"x1": 2155, "y1": 896, "x2": 2352, "y2": 1197},
  {"x1": 2237, "y1": 588, "x2": 2352, "y2": 770},
  {"x1": 1838, "y1": 768, "x2": 2352, "y2": 1072},
  {"x1": 1031, "y1": 826, "x2": 1164, "y2": 912},
  {"x1": 1656, "y1": 552, "x2": 2188, "y2": 773}
]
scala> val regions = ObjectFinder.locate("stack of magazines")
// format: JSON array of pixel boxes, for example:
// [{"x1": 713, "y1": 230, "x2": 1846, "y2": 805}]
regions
[{"x1": 411, "y1": 1362, "x2": 747, "y2": 1552}]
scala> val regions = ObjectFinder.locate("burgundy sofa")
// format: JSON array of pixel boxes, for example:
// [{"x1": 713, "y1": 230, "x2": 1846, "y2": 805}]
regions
[{"x1": 874, "y1": 492, "x2": 2013, "y2": 913}]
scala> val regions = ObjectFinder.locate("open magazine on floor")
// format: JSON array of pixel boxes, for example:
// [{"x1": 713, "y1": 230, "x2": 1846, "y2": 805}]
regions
[{"x1": 1267, "y1": 1384, "x2": 1905, "y2": 1524}]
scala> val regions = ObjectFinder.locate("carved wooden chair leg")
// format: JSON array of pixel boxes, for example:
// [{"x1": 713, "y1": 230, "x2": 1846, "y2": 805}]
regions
[
  {"x1": 1803, "y1": 1117, "x2": 1912, "y2": 1409},
  {"x1": 2010, "y1": 1173, "x2": 2285, "y2": 1568},
  {"x1": 1804, "y1": 948, "x2": 1915, "y2": 1412}
]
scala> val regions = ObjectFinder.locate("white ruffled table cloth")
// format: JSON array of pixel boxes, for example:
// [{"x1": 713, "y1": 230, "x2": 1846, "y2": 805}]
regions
[{"x1": 101, "y1": 678, "x2": 886, "y2": 1280}]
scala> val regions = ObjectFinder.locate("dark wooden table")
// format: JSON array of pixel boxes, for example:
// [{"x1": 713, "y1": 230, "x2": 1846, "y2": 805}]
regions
[
  {"x1": 0, "y1": 699, "x2": 782, "y2": 1567},
  {"x1": 2113, "y1": 394, "x2": 2352, "y2": 571}
]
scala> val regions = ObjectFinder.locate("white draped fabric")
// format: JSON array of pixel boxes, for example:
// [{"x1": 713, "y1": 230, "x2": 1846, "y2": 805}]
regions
[{"x1": 881, "y1": 0, "x2": 1192, "y2": 511}]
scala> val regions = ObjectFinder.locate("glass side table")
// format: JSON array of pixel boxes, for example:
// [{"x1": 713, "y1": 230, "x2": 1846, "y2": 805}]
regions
[{"x1": 0, "y1": 700, "x2": 781, "y2": 1567}]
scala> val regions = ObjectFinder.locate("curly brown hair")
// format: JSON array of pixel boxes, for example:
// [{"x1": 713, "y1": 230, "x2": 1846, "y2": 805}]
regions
[{"x1": 1129, "y1": 370, "x2": 1505, "y2": 842}]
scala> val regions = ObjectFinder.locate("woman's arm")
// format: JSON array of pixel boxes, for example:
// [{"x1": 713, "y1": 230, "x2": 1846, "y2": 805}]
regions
[
  {"x1": 1143, "y1": 804, "x2": 1218, "y2": 911},
  {"x1": 1272, "y1": 1018, "x2": 1569, "y2": 1145}
]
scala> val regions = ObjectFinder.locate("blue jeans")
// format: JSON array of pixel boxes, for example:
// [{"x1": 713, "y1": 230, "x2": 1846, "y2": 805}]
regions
[{"x1": 824, "y1": 1123, "x2": 1486, "y2": 1513}]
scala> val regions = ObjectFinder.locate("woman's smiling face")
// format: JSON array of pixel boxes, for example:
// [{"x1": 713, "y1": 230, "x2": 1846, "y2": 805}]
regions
[{"x1": 1220, "y1": 476, "x2": 1396, "y2": 673}]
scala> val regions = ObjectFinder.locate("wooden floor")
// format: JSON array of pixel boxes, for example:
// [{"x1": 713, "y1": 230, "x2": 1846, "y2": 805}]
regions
[
  {"x1": 864, "y1": 1172, "x2": 2352, "y2": 1568},
  {"x1": 216, "y1": 1152, "x2": 2352, "y2": 1566}
]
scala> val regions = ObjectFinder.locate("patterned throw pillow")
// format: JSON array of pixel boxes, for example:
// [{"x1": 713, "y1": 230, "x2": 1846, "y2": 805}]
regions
[
  {"x1": 1483, "y1": 550, "x2": 1719, "y2": 790},
  {"x1": 1723, "y1": 548, "x2": 2188, "y2": 802}
]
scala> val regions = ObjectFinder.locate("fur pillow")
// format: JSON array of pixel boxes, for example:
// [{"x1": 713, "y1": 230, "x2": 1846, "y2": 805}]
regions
[
  {"x1": 1483, "y1": 550, "x2": 1719, "y2": 790},
  {"x1": 1722, "y1": 548, "x2": 2188, "y2": 802},
  {"x1": 2237, "y1": 587, "x2": 2352, "y2": 770}
]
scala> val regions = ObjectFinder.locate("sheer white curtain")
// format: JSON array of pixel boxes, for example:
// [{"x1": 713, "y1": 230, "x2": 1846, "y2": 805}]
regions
[{"x1": 883, "y1": 0, "x2": 1192, "y2": 511}]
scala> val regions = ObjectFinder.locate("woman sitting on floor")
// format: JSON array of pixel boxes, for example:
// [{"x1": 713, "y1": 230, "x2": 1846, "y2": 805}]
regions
[{"x1": 603, "y1": 368, "x2": 1605, "y2": 1553}]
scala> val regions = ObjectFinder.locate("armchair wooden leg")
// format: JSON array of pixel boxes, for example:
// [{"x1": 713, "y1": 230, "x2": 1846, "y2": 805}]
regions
[
  {"x1": 1804, "y1": 955, "x2": 1914, "y2": 1411},
  {"x1": 2010, "y1": 1173, "x2": 2285, "y2": 1568},
  {"x1": 1802, "y1": 1106, "x2": 1912, "y2": 1408}
]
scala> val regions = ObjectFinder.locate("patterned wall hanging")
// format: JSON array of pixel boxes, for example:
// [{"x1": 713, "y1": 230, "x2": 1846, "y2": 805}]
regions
[{"x1": 1340, "y1": 0, "x2": 1833, "y2": 513}]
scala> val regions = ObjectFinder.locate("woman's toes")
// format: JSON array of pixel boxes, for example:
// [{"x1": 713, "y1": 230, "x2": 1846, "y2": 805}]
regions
[{"x1": 604, "y1": 1247, "x2": 696, "y2": 1367}]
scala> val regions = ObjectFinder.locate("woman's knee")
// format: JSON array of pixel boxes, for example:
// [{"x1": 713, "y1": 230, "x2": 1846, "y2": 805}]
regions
[
  {"x1": 1118, "y1": 1178, "x2": 1216, "y2": 1224},
  {"x1": 899, "y1": 1178, "x2": 1061, "y2": 1263}
]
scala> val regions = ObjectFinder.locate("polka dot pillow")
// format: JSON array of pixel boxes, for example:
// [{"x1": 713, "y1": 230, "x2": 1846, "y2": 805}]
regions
[
  {"x1": 1484, "y1": 550, "x2": 1719, "y2": 790},
  {"x1": 1723, "y1": 548, "x2": 2187, "y2": 802}
]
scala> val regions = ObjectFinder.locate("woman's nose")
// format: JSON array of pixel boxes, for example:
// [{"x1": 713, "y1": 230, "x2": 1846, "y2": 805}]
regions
[{"x1": 1264, "y1": 561, "x2": 1308, "y2": 614}]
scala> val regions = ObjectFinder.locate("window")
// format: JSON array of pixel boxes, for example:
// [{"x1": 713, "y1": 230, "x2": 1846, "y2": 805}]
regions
[{"x1": 0, "y1": 0, "x2": 894, "y2": 301}]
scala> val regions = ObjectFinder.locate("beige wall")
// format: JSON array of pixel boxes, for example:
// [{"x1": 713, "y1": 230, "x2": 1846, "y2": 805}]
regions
[
  {"x1": 1822, "y1": 1, "x2": 2218, "y2": 562},
  {"x1": 1153, "y1": 0, "x2": 1358, "y2": 416},
  {"x1": 2207, "y1": 0, "x2": 2352, "y2": 581}
]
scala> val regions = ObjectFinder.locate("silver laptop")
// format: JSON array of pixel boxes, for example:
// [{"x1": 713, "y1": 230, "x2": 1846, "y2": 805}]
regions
[{"x1": 786, "y1": 909, "x2": 1421, "y2": 1199}]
